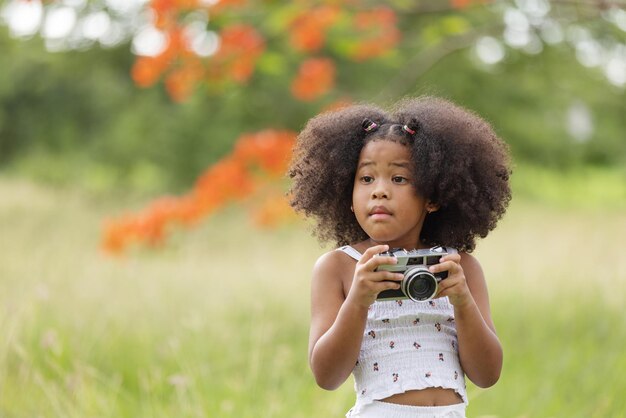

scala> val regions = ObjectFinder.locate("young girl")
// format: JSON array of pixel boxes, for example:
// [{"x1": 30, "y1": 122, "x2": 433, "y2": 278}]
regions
[{"x1": 288, "y1": 96, "x2": 511, "y2": 417}]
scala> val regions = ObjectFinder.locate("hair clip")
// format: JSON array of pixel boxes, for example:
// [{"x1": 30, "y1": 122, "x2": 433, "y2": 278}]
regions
[
  {"x1": 362, "y1": 118, "x2": 379, "y2": 132},
  {"x1": 402, "y1": 124, "x2": 416, "y2": 135}
]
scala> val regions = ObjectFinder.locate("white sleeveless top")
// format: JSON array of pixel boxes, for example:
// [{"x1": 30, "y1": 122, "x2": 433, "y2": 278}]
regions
[{"x1": 338, "y1": 246, "x2": 468, "y2": 413}]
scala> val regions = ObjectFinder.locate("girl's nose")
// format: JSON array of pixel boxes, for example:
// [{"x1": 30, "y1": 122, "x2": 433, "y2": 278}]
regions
[{"x1": 371, "y1": 183, "x2": 389, "y2": 199}]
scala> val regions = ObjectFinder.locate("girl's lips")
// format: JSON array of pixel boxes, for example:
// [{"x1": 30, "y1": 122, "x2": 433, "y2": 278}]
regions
[{"x1": 369, "y1": 206, "x2": 392, "y2": 218}]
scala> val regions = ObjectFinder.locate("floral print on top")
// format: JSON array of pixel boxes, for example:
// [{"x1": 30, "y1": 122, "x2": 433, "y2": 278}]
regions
[{"x1": 337, "y1": 246, "x2": 468, "y2": 415}]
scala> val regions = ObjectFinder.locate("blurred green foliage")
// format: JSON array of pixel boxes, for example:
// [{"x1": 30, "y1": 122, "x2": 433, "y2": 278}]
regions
[{"x1": 0, "y1": 18, "x2": 624, "y2": 194}]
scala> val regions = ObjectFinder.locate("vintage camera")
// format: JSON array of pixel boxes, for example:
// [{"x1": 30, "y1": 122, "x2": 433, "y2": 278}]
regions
[{"x1": 375, "y1": 246, "x2": 455, "y2": 302}]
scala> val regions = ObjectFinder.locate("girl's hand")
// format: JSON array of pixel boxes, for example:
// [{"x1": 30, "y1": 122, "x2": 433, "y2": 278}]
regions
[
  {"x1": 346, "y1": 245, "x2": 404, "y2": 309},
  {"x1": 430, "y1": 252, "x2": 474, "y2": 307}
]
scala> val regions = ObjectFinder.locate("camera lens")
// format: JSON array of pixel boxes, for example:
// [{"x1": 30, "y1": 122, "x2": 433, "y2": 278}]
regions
[{"x1": 402, "y1": 268, "x2": 437, "y2": 302}]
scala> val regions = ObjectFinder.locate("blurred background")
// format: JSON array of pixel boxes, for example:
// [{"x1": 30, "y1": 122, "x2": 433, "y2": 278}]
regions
[{"x1": 0, "y1": 0, "x2": 625, "y2": 417}]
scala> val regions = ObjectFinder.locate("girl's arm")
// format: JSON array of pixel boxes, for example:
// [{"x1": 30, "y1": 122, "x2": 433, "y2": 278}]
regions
[
  {"x1": 308, "y1": 245, "x2": 403, "y2": 390},
  {"x1": 431, "y1": 252, "x2": 503, "y2": 388}
]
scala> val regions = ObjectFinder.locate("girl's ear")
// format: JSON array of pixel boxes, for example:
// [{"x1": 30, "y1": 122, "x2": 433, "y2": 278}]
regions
[{"x1": 425, "y1": 202, "x2": 440, "y2": 214}]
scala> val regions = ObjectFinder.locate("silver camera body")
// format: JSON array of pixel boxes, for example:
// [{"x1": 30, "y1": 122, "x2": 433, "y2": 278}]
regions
[{"x1": 375, "y1": 246, "x2": 456, "y2": 302}]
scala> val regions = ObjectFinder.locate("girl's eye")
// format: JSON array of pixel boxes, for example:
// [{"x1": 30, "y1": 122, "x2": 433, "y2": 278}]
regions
[
  {"x1": 392, "y1": 176, "x2": 408, "y2": 184},
  {"x1": 361, "y1": 175, "x2": 374, "y2": 184}
]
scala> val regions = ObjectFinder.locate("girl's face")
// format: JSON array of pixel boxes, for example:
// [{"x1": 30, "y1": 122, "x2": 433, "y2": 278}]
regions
[{"x1": 352, "y1": 140, "x2": 434, "y2": 249}]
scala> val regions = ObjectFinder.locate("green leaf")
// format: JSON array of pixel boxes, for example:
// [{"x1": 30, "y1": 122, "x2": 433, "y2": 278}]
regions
[
  {"x1": 257, "y1": 52, "x2": 287, "y2": 76},
  {"x1": 441, "y1": 16, "x2": 471, "y2": 35}
]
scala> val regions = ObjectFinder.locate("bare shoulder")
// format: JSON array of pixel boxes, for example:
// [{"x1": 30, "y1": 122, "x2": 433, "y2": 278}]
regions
[
  {"x1": 314, "y1": 249, "x2": 351, "y2": 272},
  {"x1": 309, "y1": 248, "x2": 358, "y2": 355},
  {"x1": 459, "y1": 252, "x2": 485, "y2": 281},
  {"x1": 312, "y1": 249, "x2": 357, "y2": 296}
]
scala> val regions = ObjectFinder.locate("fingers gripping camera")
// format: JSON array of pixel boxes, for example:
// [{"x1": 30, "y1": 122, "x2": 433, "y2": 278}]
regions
[{"x1": 375, "y1": 246, "x2": 458, "y2": 302}]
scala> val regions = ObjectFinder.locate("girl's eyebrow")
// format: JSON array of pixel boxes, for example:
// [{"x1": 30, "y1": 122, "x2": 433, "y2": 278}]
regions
[{"x1": 357, "y1": 161, "x2": 410, "y2": 169}]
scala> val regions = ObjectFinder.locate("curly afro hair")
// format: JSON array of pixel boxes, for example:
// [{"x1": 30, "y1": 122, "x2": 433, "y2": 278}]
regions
[{"x1": 288, "y1": 96, "x2": 512, "y2": 252}]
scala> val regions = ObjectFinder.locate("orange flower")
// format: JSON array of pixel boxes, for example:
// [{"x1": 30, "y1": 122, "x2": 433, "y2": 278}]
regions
[
  {"x1": 102, "y1": 216, "x2": 133, "y2": 254},
  {"x1": 291, "y1": 57, "x2": 336, "y2": 101},
  {"x1": 102, "y1": 129, "x2": 298, "y2": 254},
  {"x1": 151, "y1": 0, "x2": 175, "y2": 16},
  {"x1": 164, "y1": 58, "x2": 204, "y2": 102},
  {"x1": 136, "y1": 197, "x2": 178, "y2": 245},
  {"x1": 162, "y1": 27, "x2": 191, "y2": 60},
  {"x1": 140, "y1": 4, "x2": 263, "y2": 97},
  {"x1": 151, "y1": 0, "x2": 202, "y2": 28},
  {"x1": 175, "y1": 0, "x2": 200, "y2": 8},
  {"x1": 349, "y1": 6, "x2": 400, "y2": 61},
  {"x1": 354, "y1": 6, "x2": 397, "y2": 28},
  {"x1": 194, "y1": 157, "x2": 256, "y2": 203},
  {"x1": 233, "y1": 130, "x2": 296, "y2": 176},
  {"x1": 451, "y1": 0, "x2": 472, "y2": 9},
  {"x1": 210, "y1": 24, "x2": 265, "y2": 84},
  {"x1": 132, "y1": 25, "x2": 200, "y2": 97},
  {"x1": 210, "y1": 0, "x2": 247, "y2": 13},
  {"x1": 151, "y1": 0, "x2": 177, "y2": 29},
  {"x1": 132, "y1": 56, "x2": 166, "y2": 87},
  {"x1": 289, "y1": 5, "x2": 340, "y2": 52},
  {"x1": 252, "y1": 194, "x2": 297, "y2": 228}
]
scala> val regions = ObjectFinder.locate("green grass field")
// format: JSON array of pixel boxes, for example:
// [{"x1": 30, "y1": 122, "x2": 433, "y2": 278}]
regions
[{"x1": 1, "y1": 171, "x2": 625, "y2": 418}]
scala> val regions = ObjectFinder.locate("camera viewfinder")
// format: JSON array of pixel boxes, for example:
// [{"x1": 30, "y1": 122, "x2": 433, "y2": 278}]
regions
[{"x1": 425, "y1": 256, "x2": 441, "y2": 266}]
